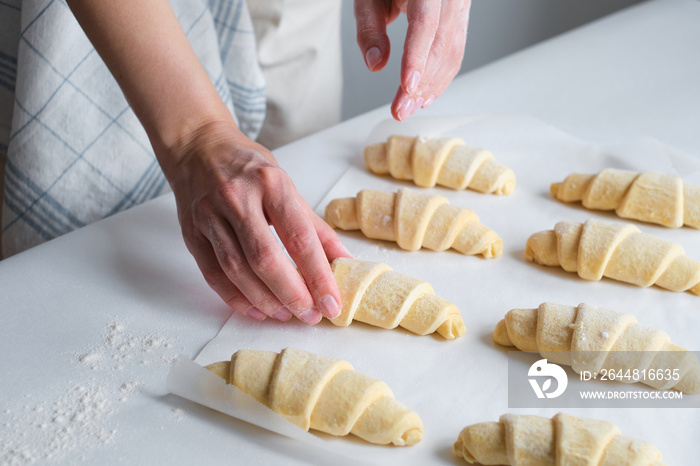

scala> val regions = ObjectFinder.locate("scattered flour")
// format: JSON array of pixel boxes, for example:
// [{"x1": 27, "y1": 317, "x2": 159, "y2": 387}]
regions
[
  {"x1": 0, "y1": 320, "x2": 180, "y2": 465},
  {"x1": 1, "y1": 384, "x2": 116, "y2": 465},
  {"x1": 77, "y1": 321, "x2": 176, "y2": 371}
]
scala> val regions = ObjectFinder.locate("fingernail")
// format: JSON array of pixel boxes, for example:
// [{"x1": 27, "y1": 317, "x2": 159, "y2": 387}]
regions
[
  {"x1": 298, "y1": 308, "x2": 322, "y2": 325},
  {"x1": 414, "y1": 97, "x2": 424, "y2": 113},
  {"x1": 319, "y1": 295, "x2": 340, "y2": 319},
  {"x1": 424, "y1": 95, "x2": 436, "y2": 108},
  {"x1": 397, "y1": 99, "x2": 414, "y2": 121},
  {"x1": 272, "y1": 307, "x2": 293, "y2": 321},
  {"x1": 406, "y1": 71, "x2": 420, "y2": 95},
  {"x1": 245, "y1": 307, "x2": 267, "y2": 321},
  {"x1": 365, "y1": 47, "x2": 382, "y2": 71}
]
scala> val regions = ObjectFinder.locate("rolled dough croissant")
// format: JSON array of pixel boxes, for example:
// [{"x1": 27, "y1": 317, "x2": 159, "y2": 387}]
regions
[
  {"x1": 205, "y1": 347, "x2": 423, "y2": 446},
  {"x1": 525, "y1": 219, "x2": 700, "y2": 295},
  {"x1": 453, "y1": 413, "x2": 665, "y2": 465},
  {"x1": 330, "y1": 258, "x2": 465, "y2": 339},
  {"x1": 325, "y1": 188, "x2": 503, "y2": 258},
  {"x1": 493, "y1": 302, "x2": 700, "y2": 393},
  {"x1": 364, "y1": 135, "x2": 516, "y2": 194},
  {"x1": 551, "y1": 168, "x2": 700, "y2": 228}
]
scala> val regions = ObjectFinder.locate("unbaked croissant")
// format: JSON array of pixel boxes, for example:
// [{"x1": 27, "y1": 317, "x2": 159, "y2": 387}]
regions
[
  {"x1": 330, "y1": 258, "x2": 465, "y2": 339},
  {"x1": 205, "y1": 347, "x2": 423, "y2": 446},
  {"x1": 551, "y1": 168, "x2": 700, "y2": 228},
  {"x1": 325, "y1": 188, "x2": 503, "y2": 258},
  {"x1": 364, "y1": 135, "x2": 516, "y2": 194},
  {"x1": 493, "y1": 302, "x2": 700, "y2": 393},
  {"x1": 525, "y1": 219, "x2": 700, "y2": 295},
  {"x1": 453, "y1": 413, "x2": 665, "y2": 465}
]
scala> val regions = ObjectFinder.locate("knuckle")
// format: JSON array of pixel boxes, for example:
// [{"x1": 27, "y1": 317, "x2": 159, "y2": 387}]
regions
[
  {"x1": 250, "y1": 245, "x2": 281, "y2": 275},
  {"x1": 410, "y1": 7, "x2": 439, "y2": 31},
  {"x1": 215, "y1": 181, "x2": 246, "y2": 213},
  {"x1": 218, "y1": 251, "x2": 245, "y2": 277},
  {"x1": 431, "y1": 36, "x2": 450, "y2": 59},
  {"x1": 285, "y1": 292, "x2": 312, "y2": 314},
  {"x1": 285, "y1": 230, "x2": 316, "y2": 256},
  {"x1": 258, "y1": 165, "x2": 287, "y2": 188},
  {"x1": 189, "y1": 195, "x2": 215, "y2": 221},
  {"x1": 201, "y1": 268, "x2": 226, "y2": 290},
  {"x1": 303, "y1": 273, "x2": 331, "y2": 296},
  {"x1": 224, "y1": 294, "x2": 246, "y2": 312},
  {"x1": 251, "y1": 296, "x2": 278, "y2": 314},
  {"x1": 356, "y1": 25, "x2": 380, "y2": 43}
]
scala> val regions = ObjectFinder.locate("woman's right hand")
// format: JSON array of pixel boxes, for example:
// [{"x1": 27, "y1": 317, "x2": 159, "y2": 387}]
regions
[
  {"x1": 165, "y1": 120, "x2": 351, "y2": 324},
  {"x1": 67, "y1": 0, "x2": 351, "y2": 324}
]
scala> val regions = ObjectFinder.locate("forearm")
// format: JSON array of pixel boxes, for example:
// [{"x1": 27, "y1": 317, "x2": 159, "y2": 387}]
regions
[
  {"x1": 67, "y1": 0, "x2": 347, "y2": 324},
  {"x1": 66, "y1": 0, "x2": 237, "y2": 179}
]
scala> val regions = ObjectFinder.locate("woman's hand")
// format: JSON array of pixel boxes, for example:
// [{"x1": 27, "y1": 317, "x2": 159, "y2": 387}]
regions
[
  {"x1": 354, "y1": 0, "x2": 472, "y2": 121},
  {"x1": 67, "y1": 0, "x2": 350, "y2": 324},
  {"x1": 166, "y1": 120, "x2": 351, "y2": 324}
]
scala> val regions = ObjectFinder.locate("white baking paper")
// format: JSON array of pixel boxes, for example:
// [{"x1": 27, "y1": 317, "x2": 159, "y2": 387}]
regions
[
  {"x1": 170, "y1": 114, "x2": 700, "y2": 465},
  {"x1": 165, "y1": 355, "x2": 369, "y2": 465}
]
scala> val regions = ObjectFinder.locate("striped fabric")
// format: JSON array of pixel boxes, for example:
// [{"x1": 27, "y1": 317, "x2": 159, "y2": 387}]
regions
[{"x1": 0, "y1": 0, "x2": 266, "y2": 257}]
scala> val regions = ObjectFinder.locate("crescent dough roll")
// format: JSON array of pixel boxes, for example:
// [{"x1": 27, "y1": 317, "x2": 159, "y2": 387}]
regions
[
  {"x1": 525, "y1": 219, "x2": 700, "y2": 295},
  {"x1": 551, "y1": 168, "x2": 700, "y2": 228},
  {"x1": 453, "y1": 413, "x2": 665, "y2": 465},
  {"x1": 325, "y1": 188, "x2": 503, "y2": 258},
  {"x1": 330, "y1": 258, "x2": 465, "y2": 339},
  {"x1": 493, "y1": 302, "x2": 700, "y2": 393},
  {"x1": 205, "y1": 348, "x2": 423, "y2": 446},
  {"x1": 364, "y1": 135, "x2": 516, "y2": 194}
]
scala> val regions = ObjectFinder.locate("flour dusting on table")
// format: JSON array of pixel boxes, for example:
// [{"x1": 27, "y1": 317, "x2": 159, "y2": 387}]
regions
[{"x1": 0, "y1": 320, "x2": 180, "y2": 465}]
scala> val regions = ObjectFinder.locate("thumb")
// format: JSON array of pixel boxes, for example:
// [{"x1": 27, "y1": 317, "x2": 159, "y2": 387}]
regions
[{"x1": 355, "y1": 0, "x2": 391, "y2": 71}]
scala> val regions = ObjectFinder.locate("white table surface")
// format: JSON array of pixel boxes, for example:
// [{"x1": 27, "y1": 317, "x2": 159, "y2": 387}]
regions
[{"x1": 1, "y1": 0, "x2": 699, "y2": 464}]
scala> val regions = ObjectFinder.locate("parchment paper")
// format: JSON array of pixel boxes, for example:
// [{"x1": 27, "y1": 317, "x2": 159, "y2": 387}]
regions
[{"x1": 169, "y1": 115, "x2": 700, "y2": 465}]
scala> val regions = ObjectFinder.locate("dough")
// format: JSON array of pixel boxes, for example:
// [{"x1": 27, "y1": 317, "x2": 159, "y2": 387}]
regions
[
  {"x1": 493, "y1": 302, "x2": 700, "y2": 393},
  {"x1": 325, "y1": 188, "x2": 503, "y2": 258},
  {"x1": 205, "y1": 347, "x2": 423, "y2": 446},
  {"x1": 364, "y1": 135, "x2": 516, "y2": 194},
  {"x1": 525, "y1": 219, "x2": 700, "y2": 295},
  {"x1": 330, "y1": 258, "x2": 466, "y2": 339},
  {"x1": 453, "y1": 413, "x2": 665, "y2": 465},
  {"x1": 551, "y1": 168, "x2": 700, "y2": 228}
]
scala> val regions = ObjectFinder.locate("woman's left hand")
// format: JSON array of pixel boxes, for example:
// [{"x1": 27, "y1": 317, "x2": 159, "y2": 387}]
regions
[{"x1": 354, "y1": 0, "x2": 472, "y2": 121}]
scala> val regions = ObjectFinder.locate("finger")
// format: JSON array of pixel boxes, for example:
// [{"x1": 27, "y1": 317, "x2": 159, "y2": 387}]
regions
[
  {"x1": 354, "y1": 0, "x2": 391, "y2": 71},
  {"x1": 227, "y1": 189, "x2": 322, "y2": 325},
  {"x1": 417, "y1": 1, "x2": 469, "y2": 108},
  {"x1": 401, "y1": 0, "x2": 441, "y2": 96},
  {"x1": 205, "y1": 213, "x2": 300, "y2": 322},
  {"x1": 266, "y1": 189, "x2": 344, "y2": 321},
  {"x1": 414, "y1": 0, "x2": 461, "y2": 96},
  {"x1": 184, "y1": 233, "x2": 272, "y2": 321},
  {"x1": 391, "y1": 85, "x2": 415, "y2": 121},
  {"x1": 421, "y1": 62, "x2": 458, "y2": 108},
  {"x1": 418, "y1": 29, "x2": 466, "y2": 108}
]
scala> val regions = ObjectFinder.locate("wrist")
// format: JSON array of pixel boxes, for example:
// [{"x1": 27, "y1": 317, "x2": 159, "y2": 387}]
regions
[
  {"x1": 159, "y1": 116, "x2": 283, "y2": 201},
  {"x1": 157, "y1": 116, "x2": 245, "y2": 184}
]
